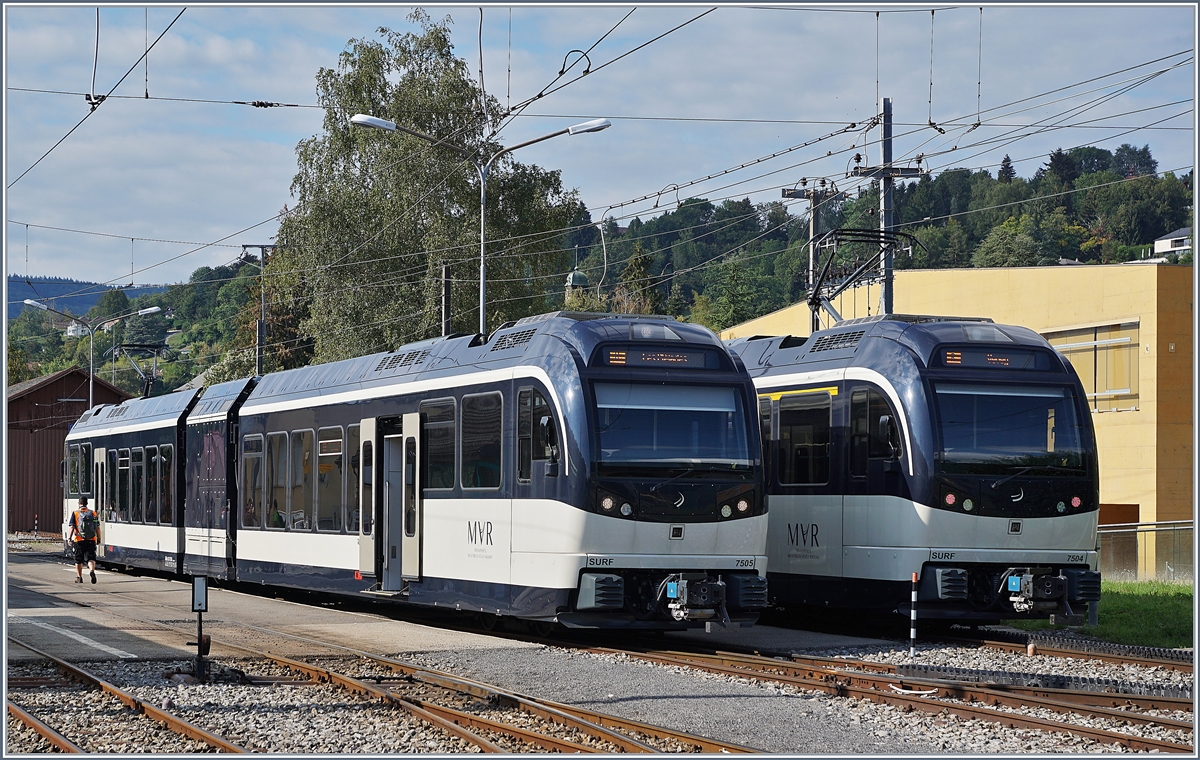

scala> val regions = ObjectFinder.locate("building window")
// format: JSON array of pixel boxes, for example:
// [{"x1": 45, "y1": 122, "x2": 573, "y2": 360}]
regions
[{"x1": 1044, "y1": 322, "x2": 1139, "y2": 412}]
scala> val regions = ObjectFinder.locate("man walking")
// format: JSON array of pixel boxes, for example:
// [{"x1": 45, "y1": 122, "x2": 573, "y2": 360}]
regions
[{"x1": 68, "y1": 497, "x2": 101, "y2": 584}]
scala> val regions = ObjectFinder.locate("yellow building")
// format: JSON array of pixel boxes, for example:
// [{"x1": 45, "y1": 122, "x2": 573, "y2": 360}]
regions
[{"x1": 724, "y1": 264, "x2": 1194, "y2": 546}]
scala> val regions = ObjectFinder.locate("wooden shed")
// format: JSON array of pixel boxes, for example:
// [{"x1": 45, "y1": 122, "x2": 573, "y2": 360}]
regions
[{"x1": 7, "y1": 367, "x2": 130, "y2": 533}]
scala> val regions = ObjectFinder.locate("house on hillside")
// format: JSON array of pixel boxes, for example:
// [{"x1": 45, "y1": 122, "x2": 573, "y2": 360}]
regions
[
  {"x1": 7, "y1": 368, "x2": 131, "y2": 533},
  {"x1": 1154, "y1": 227, "x2": 1191, "y2": 258}
]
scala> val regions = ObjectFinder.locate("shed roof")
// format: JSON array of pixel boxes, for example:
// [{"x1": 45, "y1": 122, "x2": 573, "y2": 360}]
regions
[{"x1": 7, "y1": 366, "x2": 130, "y2": 403}]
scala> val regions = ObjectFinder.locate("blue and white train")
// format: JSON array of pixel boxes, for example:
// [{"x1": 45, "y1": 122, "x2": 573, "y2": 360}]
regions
[
  {"x1": 64, "y1": 312, "x2": 768, "y2": 629},
  {"x1": 728, "y1": 315, "x2": 1102, "y2": 621}
]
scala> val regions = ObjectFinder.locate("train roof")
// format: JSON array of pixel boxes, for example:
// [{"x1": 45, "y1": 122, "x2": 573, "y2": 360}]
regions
[
  {"x1": 66, "y1": 386, "x2": 201, "y2": 439},
  {"x1": 240, "y1": 311, "x2": 728, "y2": 412},
  {"x1": 727, "y1": 313, "x2": 1057, "y2": 374}
]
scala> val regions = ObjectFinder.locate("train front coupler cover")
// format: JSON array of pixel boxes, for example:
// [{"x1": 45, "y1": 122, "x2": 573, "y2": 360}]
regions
[{"x1": 567, "y1": 568, "x2": 767, "y2": 629}]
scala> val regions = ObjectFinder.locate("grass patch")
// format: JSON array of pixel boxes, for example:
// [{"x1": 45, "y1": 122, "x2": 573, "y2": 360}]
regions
[{"x1": 1005, "y1": 580, "x2": 1193, "y2": 648}]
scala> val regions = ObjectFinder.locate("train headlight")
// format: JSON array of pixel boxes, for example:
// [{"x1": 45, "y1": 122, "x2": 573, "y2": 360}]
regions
[
  {"x1": 601, "y1": 495, "x2": 616, "y2": 512},
  {"x1": 1056, "y1": 501, "x2": 1066, "y2": 513},
  {"x1": 620, "y1": 502, "x2": 633, "y2": 516},
  {"x1": 720, "y1": 504, "x2": 733, "y2": 518},
  {"x1": 736, "y1": 498, "x2": 750, "y2": 513},
  {"x1": 1071, "y1": 496, "x2": 1082, "y2": 508},
  {"x1": 962, "y1": 499, "x2": 974, "y2": 512},
  {"x1": 945, "y1": 492, "x2": 957, "y2": 506}
]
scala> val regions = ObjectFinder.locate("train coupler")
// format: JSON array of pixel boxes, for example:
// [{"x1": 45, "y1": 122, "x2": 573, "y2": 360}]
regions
[{"x1": 661, "y1": 573, "x2": 726, "y2": 622}]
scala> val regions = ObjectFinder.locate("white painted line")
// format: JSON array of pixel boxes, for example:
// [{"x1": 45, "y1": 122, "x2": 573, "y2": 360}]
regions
[{"x1": 8, "y1": 616, "x2": 139, "y2": 659}]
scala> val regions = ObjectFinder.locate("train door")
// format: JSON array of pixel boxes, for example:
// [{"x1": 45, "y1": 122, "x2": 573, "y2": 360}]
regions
[
  {"x1": 93, "y1": 446, "x2": 107, "y2": 559},
  {"x1": 772, "y1": 388, "x2": 842, "y2": 580},
  {"x1": 400, "y1": 412, "x2": 422, "y2": 581},
  {"x1": 185, "y1": 423, "x2": 229, "y2": 579},
  {"x1": 357, "y1": 418, "x2": 376, "y2": 578},
  {"x1": 381, "y1": 427, "x2": 405, "y2": 591}
]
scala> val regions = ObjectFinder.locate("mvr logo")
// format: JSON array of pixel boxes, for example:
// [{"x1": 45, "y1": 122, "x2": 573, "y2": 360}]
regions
[
  {"x1": 467, "y1": 520, "x2": 494, "y2": 546},
  {"x1": 787, "y1": 523, "x2": 819, "y2": 547}
]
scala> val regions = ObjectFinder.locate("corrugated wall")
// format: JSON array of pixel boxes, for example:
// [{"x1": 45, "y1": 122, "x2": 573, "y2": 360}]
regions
[{"x1": 8, "y1": 427, "x2": 67, "y2": 533}]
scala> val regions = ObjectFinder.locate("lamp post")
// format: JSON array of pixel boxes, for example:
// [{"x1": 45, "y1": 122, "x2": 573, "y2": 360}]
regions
[
  {"x1": 350, "y1": 113, "x2": 611, "y2": 335},
  {"x1": 23, "y1": 299, "x2": 161, "y2": 408}
]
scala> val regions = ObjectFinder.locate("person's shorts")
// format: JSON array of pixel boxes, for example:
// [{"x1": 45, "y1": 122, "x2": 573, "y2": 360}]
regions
[{"x1": 73, "y1": 540, "x2": 97, "y2": 564}]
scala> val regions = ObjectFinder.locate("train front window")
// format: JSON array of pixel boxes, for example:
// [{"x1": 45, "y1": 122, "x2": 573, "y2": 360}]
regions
[
  {"x1": 934, "y1": 383, "x2": 1085, "y2": 475},
  {"x1": 593, "y1": 383, "x2": 751, "y2": 473}
]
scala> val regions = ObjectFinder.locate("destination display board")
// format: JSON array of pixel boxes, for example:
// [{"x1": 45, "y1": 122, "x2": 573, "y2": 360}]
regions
[
  {"x1": 599, "y1": 345, "x2": 722, "y2": 369},
  {"x1": 938, "y1": 346, "x2": 1053, "y2": 370}
]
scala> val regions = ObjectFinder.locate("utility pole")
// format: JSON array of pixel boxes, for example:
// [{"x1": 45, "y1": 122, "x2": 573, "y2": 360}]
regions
[
  {"x1": 851, "y1": 98, "x2": 922, "y2": 315},
  {"x1": 442, "y1": 264, "x2": 452, "y2": 336},
  {"x1": 783, "y1": 181, "x2": 845, "y2": 333},
  {"x1": 240, "y1": 245, "x2": 276, "y2": 375}
]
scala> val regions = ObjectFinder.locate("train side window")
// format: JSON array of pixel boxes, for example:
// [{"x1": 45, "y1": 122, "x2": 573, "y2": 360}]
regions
[
  {"x1": 131, "y1": 449, "x2": 145, "y2": 522},
  {"x1": 68, "y1": 444, "x2": 81, "y2": 497},
  {"x1": 758, "y1": 397, "x2": 772, "y2": 465},
  {"x1": 360, "y1": 437, "x2": 373, "y2": 535},
  {"x1": 242, "y1": 436, "x2": 264, "y2": 529},
  {"x1": 316, "y1": 427, "x2": 344, "y2": 533},
  {"x1": 80, "y1": 443, "x2": 92, "y2": 495},
  {"x1": 290, "y1": 430, "x2": 315, "y2": 531},
  {"x1": 145, "y1": 446, "x2": 159, "y2": 525},
  {"x1": 518, "y1": 389, "x2": 533, "y2": 481},
  {"x1": 778, "y1": 392, "x2": 830, "y2": 485},
  {"x1": 420, "y1": 399, "x2": 456, "y2": 490},
  {"x1": 851, "y1": 388, "x2": 900, "y2": 478},
  {"x1": 850, "y1": 390, "x2": 870, "y2": 478},
  {"x1": 265, "y1": 433, "x2": 288, "y2": 529},
  {"x1": 347, "y1": 425, "x2": 361, "y2": 533},
  {"x1": 107, "y1": 450, "x2": 119, "y2": 521},
  {"x1": 461, "y1": 392, "x2": 502, "y2": 489},
  {"x1": 159, "y1": 445, "x2": 174, "y2": 525},
  {"x1": 517, "y1": 387, "x2": 553, "y2": 482}
]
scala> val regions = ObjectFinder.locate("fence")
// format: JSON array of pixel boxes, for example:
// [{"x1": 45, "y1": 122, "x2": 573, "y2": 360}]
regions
[{"x1": 1098, "y1": 520, "x2": 1193, "y2": 582}]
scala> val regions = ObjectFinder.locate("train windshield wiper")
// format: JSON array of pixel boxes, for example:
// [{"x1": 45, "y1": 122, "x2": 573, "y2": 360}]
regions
[
  {"x1": 650, "y1": 467, "x2": 696, "y2": 493},
  {"x1": 990, "y1": 464, "x2": 1082, "y2": 489}
]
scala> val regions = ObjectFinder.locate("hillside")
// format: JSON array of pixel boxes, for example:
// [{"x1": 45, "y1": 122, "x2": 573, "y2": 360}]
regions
[{"x1": 8, "y1": 277, "x2": 169, "y2": 320}]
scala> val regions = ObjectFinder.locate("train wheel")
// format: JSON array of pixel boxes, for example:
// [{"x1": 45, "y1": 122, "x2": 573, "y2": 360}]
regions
[
  {"x1": 478, "y1": 612, "x2": 501, "y2": 631},
  {"x1": 528, "y1": 620, "x2": 557, "y2": 637}
]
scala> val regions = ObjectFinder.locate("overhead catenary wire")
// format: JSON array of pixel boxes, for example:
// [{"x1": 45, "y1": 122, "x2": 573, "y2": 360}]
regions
[{"x1": 7, "y1": 7, "x2": 186, "y2": 189}]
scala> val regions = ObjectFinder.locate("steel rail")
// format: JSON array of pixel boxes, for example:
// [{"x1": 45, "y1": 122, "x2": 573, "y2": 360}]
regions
[
  {"x1": 931, "y1": 635, "x2": 1194, "y2": 673},
  {"x1": 224, "y1": 621, "x2": 759, "y2": 753},
  {"x1": 589, "y1": 647, "x2": 1193, "y2": 753},
  {"x1": 7, "y1": 637, "x2": 249, "y2": 753},
  {"x1": 7, "y1": 700, "x2": 84, "y2": 753},
  {"x1": 358, "y1": 649, "x2": 755, "y2": 753},
  {"x1": 200, "y1": 638, "x2": 614, "y2": 753}
]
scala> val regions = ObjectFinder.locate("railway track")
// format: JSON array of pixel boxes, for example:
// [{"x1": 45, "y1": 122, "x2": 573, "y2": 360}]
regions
[
  {"x1": 575, "y1": 644, "x2": 1193, "y2": 753},
  {"x1": 8, "y1": 604, "x2": 757, "y2": 753},
  {"x1": 929, "y1": 632, "x2": 1194, "y2": 673},
  {"x1": 6, "y1": 638, "x2": 247, "y2": 754}
]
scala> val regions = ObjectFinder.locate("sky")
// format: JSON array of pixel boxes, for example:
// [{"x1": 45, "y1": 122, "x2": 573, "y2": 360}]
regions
[{"x1": 3, "y1": 4, "x2": 1195, "y2": 291}]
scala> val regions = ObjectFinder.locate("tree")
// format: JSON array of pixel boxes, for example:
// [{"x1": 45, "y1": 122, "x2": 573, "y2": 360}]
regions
[
  {"x1": 997, "y1": 155, "x2": 1016, "y2": 184},
  {"x1": 1068, "y1": 146, "x2": 1113, "y2": 175},
  {"x1": 611, "y1": 242, "x2": 660, "y2": 314},
  {"x1": 1112, "y1": 144, "x2": 1157, "y2": 177},
  {"x1": 7, "y1": 342, "x2": 37, "y2": 384},
  {"x1": 972, "y1": 217, "x2": 1042, "y2": 267},
  {"x1": 1045, "y1": 149, "x2": 1080, "y2": 186},
  {"x1": 274, "y1": 13, "x2": 582, "y2": 363}
]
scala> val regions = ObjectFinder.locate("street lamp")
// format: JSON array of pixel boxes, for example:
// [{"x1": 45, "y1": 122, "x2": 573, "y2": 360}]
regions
[
  {"x1": 23, "y1": 299, "x2": 161, "y2": 408},
  {"x1": 350, "y1": 113, "x2": 611, "y2": 335}
]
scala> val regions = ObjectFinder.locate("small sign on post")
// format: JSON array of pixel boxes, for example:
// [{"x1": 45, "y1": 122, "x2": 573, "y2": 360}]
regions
[
  {"x1": 187, "y1": 576, "x2": 210, "y2": 682},
  {"x1": 192, "y1": 575, "x2": 208, "y2": 612}
]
